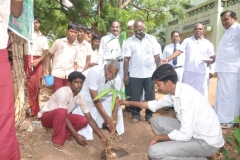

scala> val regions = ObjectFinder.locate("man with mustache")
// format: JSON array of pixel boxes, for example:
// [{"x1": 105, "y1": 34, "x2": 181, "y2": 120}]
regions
[
  {"x1": 98, "y1": 20, "x2": 124, "y2": 82},
  {"x1": 214, "y1": 10, "x2": 240, "y2": 129},
  {"x1": 123, "y1": 20, "x2": 161, "y2": 123},
  {"x1": 72, "y1": 60, "x2": 124, "y2": 140},
  {"x1": 45, "y1": 22, "x2": 79, "y2": 92},
  {"x1": 162, "y1": 23, "x2": 215, "y2": 99},
  {"x1": 38, "y1": 71, "x2": 108, "y2": 151}
]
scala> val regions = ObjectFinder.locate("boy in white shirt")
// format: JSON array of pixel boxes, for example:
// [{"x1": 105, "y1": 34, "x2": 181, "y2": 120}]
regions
[{"x1": 118, "y1": 64, "x2": 224, "y2": 159}]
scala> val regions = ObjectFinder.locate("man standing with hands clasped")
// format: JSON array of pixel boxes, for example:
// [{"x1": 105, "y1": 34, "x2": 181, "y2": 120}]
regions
[
  {"x1": 214, "y1": 10, "x2": 240, "y2": 128},
  {"x1": 118, "y1": 64, "x2": 224, "y2": 160},
  {"x1": 123, "y1": 20, "x2": 161, "y2": 123}
]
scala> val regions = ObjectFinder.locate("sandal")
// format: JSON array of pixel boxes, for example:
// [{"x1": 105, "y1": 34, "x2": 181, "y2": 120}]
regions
[
  {"x1": 221, "y1": 123, "x2": 235, "y2": 129},
  {"x1": 50, "y1": 142, "x2": 63, "y2": 151},
  {"x1": 131, "y1": 118, "x2": 140, "y2": 123}
]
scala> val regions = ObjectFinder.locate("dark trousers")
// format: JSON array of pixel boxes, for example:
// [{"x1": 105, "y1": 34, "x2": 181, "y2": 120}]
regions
[
  {"x1": 125, "y1": 72, "x2": 133, "y2": 112},
  {"x1": 130, "y1": 77, "x2": 155, "y2": 119}
]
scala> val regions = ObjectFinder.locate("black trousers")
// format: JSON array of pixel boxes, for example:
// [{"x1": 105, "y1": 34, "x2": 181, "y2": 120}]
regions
[{"x1": 129, "y1": 77, "x2": 155, "y2": 119}]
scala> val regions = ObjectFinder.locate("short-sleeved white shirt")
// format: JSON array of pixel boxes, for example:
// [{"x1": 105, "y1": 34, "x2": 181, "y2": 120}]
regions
[
  {"x1": 24, "y1": 31, "x2": 48, "y2": 56},
  {"x1": 49, "y1": 38, "x2": 78, "y2": 79},
  {"x1": 38, "y1": 86, "x2": 89, "y2": 118},
  {"x1": 161, "y1": 43, "x2": 184, "y2": 67},
  {"x1": 179, "y1": 36, "x2": 214, "y2": 74},
  {"x1": 76, "y1": 40, "x2": 93, "y2": 72},
  {"x1": 124, "y1": 34, "x2": 162, "y2": 78},
  {"x1": 90, "y1": 49, "x2": 98, "y2": 63},
  {"x1": 215, "y1": 22, "x2": 240, "y2": 73},
  {"x1": 0, "y1": 0, "x2": 10, "y2": 49},
  {"x1": 148, "y1": 82, "x2": 224, "y2": 148},
  {"x1": 98, "y1": 33, "x2": 124, "y2": 65},
  {"x1": 80, "y1": 65, "x2": 121, "y2": 102}
]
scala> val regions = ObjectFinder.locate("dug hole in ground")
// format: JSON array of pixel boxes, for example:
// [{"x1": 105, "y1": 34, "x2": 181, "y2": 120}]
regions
[{"x1": 18, "y1": 77, "x2": 237, "y2": 160}]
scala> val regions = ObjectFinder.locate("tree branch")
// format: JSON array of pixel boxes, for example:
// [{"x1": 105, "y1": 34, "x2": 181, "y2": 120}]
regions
[
  {"x1": 119, "y1": 0, "x2": 132, "y2": 9},
  {"x1": 129, "y1": 2, "x2": 172, "y2": 14}
]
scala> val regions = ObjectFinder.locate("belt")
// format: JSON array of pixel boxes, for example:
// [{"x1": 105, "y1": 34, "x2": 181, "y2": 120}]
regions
[
  {"x1": 173, "y1": 65, "x2": 182, "y2": 69},
  {"x1": 104, "y1": 59, "x2": 123, "y2": 62}
]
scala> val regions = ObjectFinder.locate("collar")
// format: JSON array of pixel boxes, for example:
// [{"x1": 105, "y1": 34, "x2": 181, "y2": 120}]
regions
[
  {"x1": 229, "y1": 21, "x2": 238, "y2": 29},
  {"x1": 224, "y1": 22, "x2": 238, "y2": 32},
  {"x1": 34, "y1": 31, "x2": 43, "y2": 36},
  {"x1": 77, "y1": 39, "x2": 88, "y2": 46},
  {"x1": 109, "y1": 33, "x2": 120, "y2": 38},
  {"x1": 171, "y1": 82, "x2": 181, "y2": 99},
  {"x1": 62, "y1": 37, "x2": 77, "y2": 46},
  {"x1": 66, "y1": 86, "x2": 82, "y2": 98},
  {"x1": 191, "y1": 35, "x2": 204, "y2": 42},
  {"x1": 172, "y1": 43, "x2": 180, "y2": 47}
]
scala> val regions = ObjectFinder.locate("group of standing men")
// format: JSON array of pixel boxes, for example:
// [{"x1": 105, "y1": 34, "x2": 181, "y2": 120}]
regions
[{"x1": 161, "y1": 10, "x2": 240, "y2": 129}]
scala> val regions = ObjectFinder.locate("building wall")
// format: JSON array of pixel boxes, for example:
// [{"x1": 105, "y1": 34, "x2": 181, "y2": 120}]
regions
[{"x1": 166, "y1": 0, "x2": 240, "y2": 52}]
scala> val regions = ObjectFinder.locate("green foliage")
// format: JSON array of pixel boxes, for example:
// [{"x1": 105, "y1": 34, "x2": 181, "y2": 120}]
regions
[
  {"x1": 93, "y1": 88, "x2": 112, "y2": 101},
  {"x1": 92, "y1": 85, "x2": 127, "y2": 111},
  {"x1": 34, "y1": 0, "x2": 189, "y2": 42},
  {"x1": 222, "y1": 148, "x2": 229, "y2": 160},
  {"x1": 223, "y1": 117, "x2": 240, "y2": 160},
  {"x1": 226, "y1": 136, "x2": 233, "y2": 143}
]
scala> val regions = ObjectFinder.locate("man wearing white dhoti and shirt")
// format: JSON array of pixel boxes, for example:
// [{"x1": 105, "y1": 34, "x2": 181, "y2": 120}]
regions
[
  {"x1": 162, "y1": 23, "x2": 215, "y2": 99},
  {"x1": 214, "y1": 10, "x2": 240, "y2": 128},
  {"x1": 72, "y1": 60, "x2": 124, "y2": 140},
  {"x1": 98, "y1": 20, "x2": 125, "y2": 82}
]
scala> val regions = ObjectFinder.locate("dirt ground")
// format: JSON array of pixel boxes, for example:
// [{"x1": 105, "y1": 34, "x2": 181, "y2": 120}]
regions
[{"x1": 18, "y1": 77, "x2": 239, "y2": 160}]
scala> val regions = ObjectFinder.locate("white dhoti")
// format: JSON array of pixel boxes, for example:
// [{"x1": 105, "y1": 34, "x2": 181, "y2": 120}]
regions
[
  {"x1": 214, "y1": 72, "x2": 240, "y2": 123},
  {"x1": 72, "y1": 96, "x2": 125, "y2": 140},
  {"x1": 183, "y1": 71, "x2": 208, "y2": 99}
]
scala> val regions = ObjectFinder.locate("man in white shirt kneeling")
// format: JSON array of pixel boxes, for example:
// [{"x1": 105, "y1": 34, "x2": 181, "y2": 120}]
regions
[{"x1": 118, "y1": 64, "x2": 224, "y2": 160}]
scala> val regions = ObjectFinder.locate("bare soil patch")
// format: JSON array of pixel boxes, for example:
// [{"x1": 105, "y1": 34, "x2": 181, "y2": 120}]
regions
[{"x1": 18, "y1": 78, "x2": 239, "y2": 160}]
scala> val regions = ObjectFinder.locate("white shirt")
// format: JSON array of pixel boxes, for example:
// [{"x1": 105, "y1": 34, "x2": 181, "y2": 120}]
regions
[
  {"x1": 90, "y1": 49, "x2": 98, "y2": 63},
  {"x1": 76, "y1": 40, "x2": 93, "y2": 72},
  {"x1": 215, "y1": 22, "x2": 240, "y2": 73},
  {"x1": 38, "y1": 86, "x2": 89, "y2": 118},
  {"x1": 161, "y1": 43, "x2": 184, "y2": 67},
  {"x1": 148, "y1": 82, "x2": 224, "y2": 148},
  {"x1": 49, "y1": 38, "x2": 78, "y2": 79},
  {"x1": 124, "y1": 34, "x2": 162, "y2": 78},
  {"x1": 98, "y1": 33, "x2": 124, "y2": 65},
  {"x1": 25, "y1": 31, "x2": 48, "y2": 56},
  {"x1": 0, "y1": 0, "x2": 10, "y2": 49},
  {"x1": 80, "y1": 65, "x2": 121, "y2": 103},
  {"x1": 179, "y1": 36, "x2": 214, "y2": 74}
]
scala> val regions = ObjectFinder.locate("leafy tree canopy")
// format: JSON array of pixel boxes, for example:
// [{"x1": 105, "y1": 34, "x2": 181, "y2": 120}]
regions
[{"x1": 34, "y1": 0, "x2": 190, "y2": 42}]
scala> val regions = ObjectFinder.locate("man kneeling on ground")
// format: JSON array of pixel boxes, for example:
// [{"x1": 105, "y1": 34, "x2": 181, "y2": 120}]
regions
[
  {"x1": 38, "y1": 71, "x2": 108, "y2": 151},
  {"x1": 118, "y1": 64, "x2": 224, "y2": 160}
]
